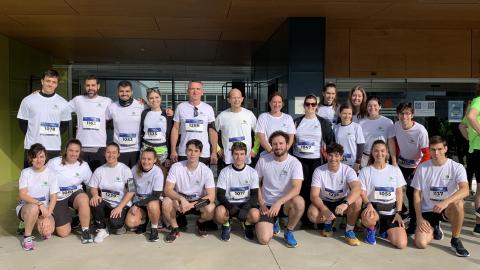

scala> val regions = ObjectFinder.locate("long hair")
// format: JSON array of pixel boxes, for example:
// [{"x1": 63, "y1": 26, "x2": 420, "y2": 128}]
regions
[
  {"x1": 61, "y1": 139, "x2": 83, "y2": 165},
  {"x1": 349, "y1": 85, "x2": 367, "y2": 120},
  {"x1": 367, "y1": 140, "x2": 389, "y2": 166},
  {"x1": 320, "y1": 82, "x2": 338, "y2": 110}
]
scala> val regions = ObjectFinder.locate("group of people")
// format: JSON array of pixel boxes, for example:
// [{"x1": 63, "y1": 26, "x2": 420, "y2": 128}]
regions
[{"x1": 15, "y1": 69, "x2": 478, "y2": 258}]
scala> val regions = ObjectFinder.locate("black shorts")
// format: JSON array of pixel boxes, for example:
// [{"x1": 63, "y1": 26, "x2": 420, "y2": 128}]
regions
[
  {"x1": 259, "y1": 205, "x2": 287, "y2": 224},
  {"x1": 119, "y1": 151, "x2": 140, "y2": 168},
  {"x1": 422, "y1": 211, "x2": 448, "y2": 227},
  {"x1": 53, "y1": 190, "x2": 85, "y2": 227},
  {"x1": 378, "y1": 214, "x2": 400, "y2": 234},
  {"x1": 323, "y1": 199, "x2": 346, "y2": 217}
]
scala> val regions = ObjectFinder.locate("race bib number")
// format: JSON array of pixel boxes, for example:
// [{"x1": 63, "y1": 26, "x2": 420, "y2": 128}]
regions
[
  {"x1": 119, "y1": 133, "x2": 137, "y2": 146},
  {"x1": 229, "y1": 186, "x2": 249, "y2": 201},
  {"x1": 185, "y1": 119, "x2": 204, "y2": 133},
  {"x1": 429, "y1": 187, "x2": 448, "y2": 201},
  {"x1": 374, "y1": 187, "x2": 395, "y2": 201},
  {"x1": 322, "y1": 188, "x2": 343, "y2": 201},
  {"x1": 101, "y1": 189, "x2": 122, "y2": 203},
  {"x1": 398, "y1": 156, "x2": 416, "y2": 166},
  {"x1": 82, "y1": 117, "x2": 100, "y2": 130},
  {"x1": 144, "y1": 128, "x2": 164, "y2": 140},
  {"x1": 228, "y1": 136, "x2": 245, "y2": 143},
  {"x1": 39, "y1": 122, "x2": 59, "y2": 136},
  {"x1": 181, "y1": 193, "x2": 200, "y2": 202},
  {"x1": 297, "y1": 141, "x2": 315, "y2": 154},
  {"x1": 58, "y1": 185, "x2": 79, "y2": 199}
]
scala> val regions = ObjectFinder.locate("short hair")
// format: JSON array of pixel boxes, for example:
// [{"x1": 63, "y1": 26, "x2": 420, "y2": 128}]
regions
[
  {"x1": 231, "y1": 142, "x2": 247, "y2": 154},
  {"x1": 326, "y1": 143, "x2": 344, "y2": 155},
  {"x1": 268, "y1": 91, "x2": 284, "y2": 103},
  {"x1": 429, "y1": 135, "x2": 447, "y2": 147},
  {"x1": 117, "y1": 80, "x2": 132, "y2": 90},
  {"x1": 268, "y1": 130, "x2": 289, "y2": 145},
  {"x1": 106, "y1": 142, "x2": 120, "y2": 153},
  {"x1": 61, "y1": 139, "x2": 83, "y2": 165},
  {"x1": 146, "y1": 87, "x2": 161, "y2": 98},
  {"x1": 339, "y1": 103, "x2": 353, "y2": 113},
  {"x1": 228, "y1": 88, "x2": 243, "y2": 98},
  {"x1": 188, "y1": 80, "x2": 203, "y2": 89},
  {"x1": 27, "y1": 143, "x2": 47, "y2": 165},
  {"x1": 42, "y1": 69, "x2": 60, "y2": 80},
  {"x1": 304, "y1": 94, "x2": 318, "y2": 104},
  {"x1": 186, "y1": 139, "x2": 203, "y2": 152},
  {"x1": 366, "y1": 96, "x2": 381, "y2": 106},
  {"x1": 84, "y1": 75, "x2": 99, "y2": 84},
  {"x1": 396, "y1": 102, "x2": 414, "y2": 114}
]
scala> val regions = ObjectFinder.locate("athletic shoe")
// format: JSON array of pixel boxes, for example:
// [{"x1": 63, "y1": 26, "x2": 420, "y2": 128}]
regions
[
  {"x1": 344, "y1": 230, "x2": 360, "y2": 246},
  {"x1": 135, "y1": 223, "x2": 148, "y2": 234},
  {"x1": 450, "y1": 238, "x2": 470, "y2": 257},
  {"x1": 166, "y1": 227, "x2": 179, "y2": 243},
  {"x1": 433, "y1": 224, "x2": 444, "y2": 240},
  {"x1": 473, "y1": 224, "x2": 480, "y2": 236},
  {"x1": 475, "y1": 207, "x2": 480, "y2": 218},
  {"x1": 115, "y1": 226, "x2": 127, "y2": 235},
  {"x1": 321, "y1": 223, "x2": 333, "y2": 237},
  {"x1": 81, "y1": 229, "x2": 93, "y2": 244},
  {"x1": 364, "y1": 228, "x2": 376, "y2": 245},
  {"x1": 22, "y1": 236, "x2": 34, "y2": 251},
  {"x1": 17, "y1": 221, "x2": 25, "y2": 235},
  {"x1": 379, "y1": 231, "x2": 388, "y2": 240},
  {"x1": 284, "y1": 230, "x2": 298, "y2": 248},
  {"x1": 273, "y1": 219, "x2": 281, "y2": 235},
  {"x1": 220, "y1": 225, "x2": 231, "y2": 241},
  {"x1": 94, "y1": 228, "x2": 109, "y2": 243},
  {"x1": 243, "y1": 222, "x2": 255, "y2": 240},
  {"x1": 197, "y1": 221, "x2": 208, "y2": 237},
  {"x1": 406, "y1": 223, "x2": 416, "y2": 235},
  {"x1": 149, "y1": 228, "x2": 159, "y2": 242}
]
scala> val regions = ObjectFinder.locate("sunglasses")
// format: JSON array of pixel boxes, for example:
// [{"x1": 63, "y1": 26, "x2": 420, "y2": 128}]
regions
[
  {"x1": 194, "y1": 106, "x2": 199, "y2": 117},
  {"x1": 304, "y1": 102, "x2": 317, "y2": 107}
]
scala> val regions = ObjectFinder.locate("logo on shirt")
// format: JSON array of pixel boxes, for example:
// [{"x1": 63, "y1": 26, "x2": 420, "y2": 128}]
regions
[
  {"x1": 241, "y1": 120, "x2": 248, "y2": 125},
  {"x1": 445, "y1": 174, "x2": 450, "y2": 179},
  {"x1": 282, "y1": 123, "x2": 287, "y2": 128},
  {"x1": 408, "y1": 138, "x2": 415, "y2": 144},
  {"x1": 97, "y1": 103, "x2": 102, "y2": 107},
  {"x1": 75, "y1": 172, "x2": 80, "y2": 178},
  {"x1": 115, "y1": 177, "x2": 121, "y2": 182},
  {"x1": 388, "y1": 176, "x2": 395, "y2": 182},
  {"x1": 280, "y1": 170, "x2": 288, "y2": 176},
  {"x1": 195, "y1": 179, "x2": 201, "y2": 185},
  {"x1": 53, "y1": 105, "x2": 59, "y2": 110},
  {"x1": 42, "y1": 181, "x2": 48, "y2": 186},
  {"x1": 378, "y1": 127, "x2": 384, "y2": 131}
]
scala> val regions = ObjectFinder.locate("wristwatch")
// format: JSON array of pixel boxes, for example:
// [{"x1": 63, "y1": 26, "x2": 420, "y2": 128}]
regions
[{"x1": 342, "y1": 200, "x2": 350, "y2": 206}]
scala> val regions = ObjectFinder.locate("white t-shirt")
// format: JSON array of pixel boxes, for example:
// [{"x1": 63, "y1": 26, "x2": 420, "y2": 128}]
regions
[
  {"x1": 311, "y1": 163, "x2": 358, "y2": 202},
  {"x1": 17, "y1": 92, "x2": 72, "y2": 150},
  {"x1": 16, "y1": 167, "x2": 60, "y2": 216},
  {"x1": 359, "y1": 165, "x2": 406, "y2": 215},
  {"x1": 89, "y1": 163, "x2": 134, "y2": 207},
  {"x1": 255, "y1": 153, "x2": 303, "y2": 206},
  {"x1": 166, "y1": 160, "x2": 215, "y2": 201},
  {"x1": 255, "y1": 112, "x2": 296, "y2": 142},
  {"x1": 293, "y1": 117, "x2": 323, "y2": 159},
  {"x1": 142, "y1": 110, "x2": 168, "y2": 144},
  {"x1": 107, "y1": 100, "x2": 144, "y2": 153},
  {"x1": 47, "y1": 157, "x2": 92, "y2": 201},
  {"x1": 358, "y1": 116, "x2": 393, "y2": 155},
  {"x1": 388, "y1": 121, "x2": 429, "y2": 168},
  {"x1": 333, "y1": 122, "x2": 365, "y2": 166},
  {"x1": 131, "y1": 165, "x2": 164, "y2": 204},
  {"x1": 411, "y1": 159, "x2": 467, "y2": 212},
  {"x1": 317, "y1": 105, "x2": 337, "y2": 126},
  {"x1": 215, "y1": 108, "x2": 257, "y2": 164},
  {"x1": 217, "y1": 164, "x2": 259, "y2": 203},
  {"x1": 173, "y1": 102, "x2": 215, "y2": 158},
  {"x1": 69, "y1": 95, "x2": 112, "y2": 148}
]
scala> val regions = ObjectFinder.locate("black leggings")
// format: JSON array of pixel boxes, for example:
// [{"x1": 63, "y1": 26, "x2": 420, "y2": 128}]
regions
[
  {"x1": 399, "y1": 166, "x2": 416, "y2": 225},
  {"x1": 92, "y1": 201, "x2": 129, "y2": 229},
  {"x1": 296, "y1": 156, "x2": 323, "y2": 223}
]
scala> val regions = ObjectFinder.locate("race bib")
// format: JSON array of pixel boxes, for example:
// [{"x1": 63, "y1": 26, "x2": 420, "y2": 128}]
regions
[
  {"x1": 101, "y1": 189, "x2": 122, "y2": 203},
  {"x1": 181, "y1": 193, "x2": 200, "y2": 202},
  {"x1": 82, "y1": 117, "x2": 100, "y2": 130},
  {"x1": 58, "y1": 185, "x2": 79, "y2": 199},
  {"x1": 297, "y1": 141, "x2": 315, "y2": 154},
  {"x1": 322, "y1": 188, "x2": 343, "y2": 201},
  {"x1": 144, "y1": 128, "x2": 164, "y2": 140},
  {"x1": 228, "y1": 136, "x2": 245, "y2": 143},
  {"x1": 39, "y1": 122, "x2": 59, "y2": 136},
  {"x1": 374, "y1": 187, "x2": 395, "y2": 201},
  {"x1": 185, "y1": 119, "x2": 204, "y2": 133},
  {"x1": 429, "y1": 187, "x2": 448, "y2": 201},
  {"x1": 229, "y1": 186, "x2": 249, "y2": 201},
  {"x1": 398, "y1": 156, "x2": 416, "y2": 166},
  {"x1": 119, "y1": 133, "x2": 137, "y2": 146}
]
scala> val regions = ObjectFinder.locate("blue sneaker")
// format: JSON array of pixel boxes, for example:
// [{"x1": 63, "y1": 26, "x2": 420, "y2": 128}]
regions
[
  {"x1": 321, "y1": 222, "x2": 333, "y2": 237},
  {"x1": 344, "y1": 230, "x2": 360, "y2": 246},
  {"x1": 284, "y1": 230, "x2": 298, "y2": 248},
  {"x1": 378, "y1": 231, "x2": 388, "y2": 240},
  {"x1": 273, "y1": 219, "x2": 281, "y2": 235},
  {"x1": 365, "y1": 228, "x2": 376, "y2": 245},
  {"x1": 221, "y1": 225, "x2": 231, "y2": 241}
]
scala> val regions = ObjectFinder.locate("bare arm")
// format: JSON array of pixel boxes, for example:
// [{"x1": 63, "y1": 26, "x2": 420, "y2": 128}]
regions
[
  {"x1": 388, "y1": 137, "x2": 398, "y2": 166},
  {"x1": 458, "y1": 122, "x2": 469, "y2": 140},
  {"x1": 170, "y1": 121, "x2": 180, "y2": 162},
  {"x1": 467, "y1": 108, "x2": 480, "y2": 134},
  {"x1": 256, "y1": 132, "x2": 271, "y2": 153}
]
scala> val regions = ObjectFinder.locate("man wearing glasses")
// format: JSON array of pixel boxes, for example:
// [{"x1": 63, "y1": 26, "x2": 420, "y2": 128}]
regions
[{"x1": 170, "y1": 81, "x2": 218, "y2": 165}]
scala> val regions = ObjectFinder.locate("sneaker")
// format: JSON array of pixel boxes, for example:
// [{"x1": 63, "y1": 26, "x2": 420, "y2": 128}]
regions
[
  {"x1": 149, "y1": 228, "x2": 159, "y2": 242},
  {"x1": 433, "y1": 224, "x2": 444, "y2": 240},
  {"x1": 378, "y1": 231, "x2": 388, "y2": 240},
  {"x1": 94, "y1": 228, "x2": 109, "y2": 243},
  {"x1": 81, "y1": 229, "x2": 93, "y2": 244},
  {"x1": 220, "y1": 225, "x2": 231, "y2": 241},
  {"x1": 273, "y1": 219, "x2": 281, "y2": 235},
  {"x1": 475, "y1": 207, "x2": 480, "y2": 218},
  {"x1": 166, "y1": 227, "x2": 179, "y2": 243},
  {"x1": 284, "y1": 230, "x2": 298, "y2": 248},
  {"x1": 243, "y1": 222, "x2": 255, "y2": 240},
  {"x1": 450, "y1": 238, "x2": 470, "y2": 257},
  {"x1": 473, "y1": 224, "x2": 480, "y2": 236},
  {"x1": 115, "y1": 226, "x2": 127, "y2": 235},
  {"x1": 135, "y1": 223, "x2": 148, "y2": 234},
  {"x1": 364, "y1": 228, "x2": 376, "y2": 245},
  {"x1": 344, "y1": 230, "x2": 360, "y2": 246},
  {"x1": 321, "y1": 223, "x2": 333, "y2": 237},
  {"x1": 197, "y1": 221, "x2": 208, "y2": 237},
  {"x1": 406, "y1": 223, "x2": 416, "y2": 235},
  {"x1": 22, "y1": 236, "x2": 34, "y2": 251},
  {"x1": 17, "y1": 221, "x2": 25, "y2": 235}
]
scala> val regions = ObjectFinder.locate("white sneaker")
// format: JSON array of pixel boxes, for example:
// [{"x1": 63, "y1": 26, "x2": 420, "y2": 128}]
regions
[{"x1": 94, "y1": 229, "x2": 109, "y2": 243}]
